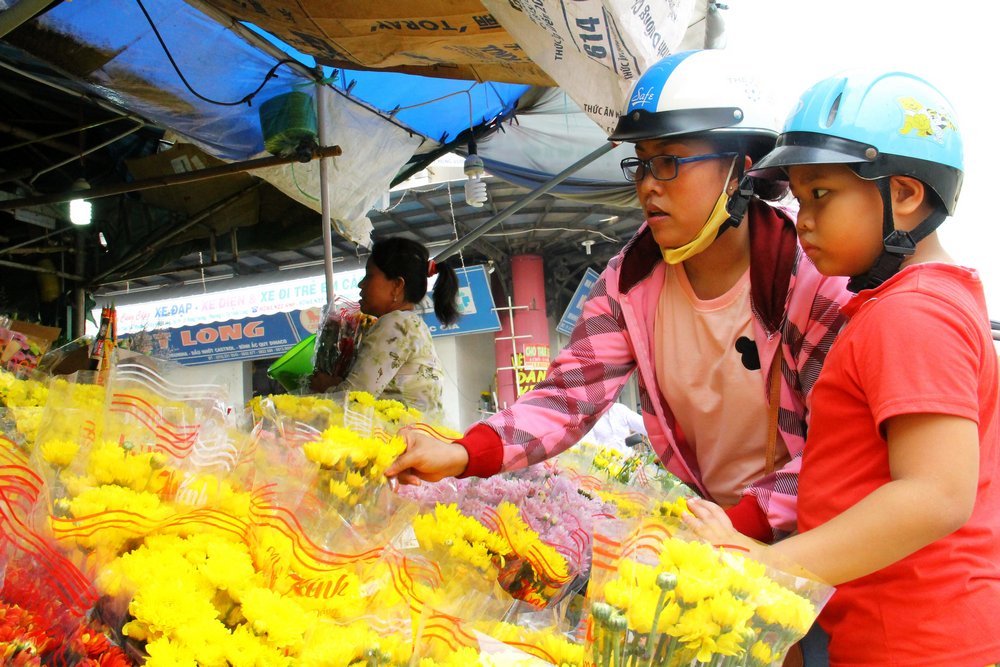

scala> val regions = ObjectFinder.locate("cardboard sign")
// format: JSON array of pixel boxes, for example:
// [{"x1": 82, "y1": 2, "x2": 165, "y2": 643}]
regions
[
  {"x1": 482, "y1": 0, "x2": 697, "y2": 133},
  {"x1": 198, "y1": 0, "x2": 555, "y2": 84}
]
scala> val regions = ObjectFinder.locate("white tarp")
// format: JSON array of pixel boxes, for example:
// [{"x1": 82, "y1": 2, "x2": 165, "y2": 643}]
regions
[
  {"x1": 475, "y1": 87, "x2": 638, "y2": 206},
  {"x1": 482, "y1": 0, "x2": 700, "y2": 134},
  {"x1": 253, "y1": 89, "x2": 426, "y2": 248}
]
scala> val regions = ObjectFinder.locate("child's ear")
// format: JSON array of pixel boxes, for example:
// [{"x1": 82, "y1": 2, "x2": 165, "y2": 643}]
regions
[{"x1": 890, "y1": 175, "x2": 928, "y2": 217}]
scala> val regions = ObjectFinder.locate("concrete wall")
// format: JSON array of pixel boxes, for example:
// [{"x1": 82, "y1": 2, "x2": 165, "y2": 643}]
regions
[
  {"x1": 175, "y1": 360, "x2": 253, "y2": 412},
  {"x1": 434, "y1": 331, "x2": 497, "y2": 431}
]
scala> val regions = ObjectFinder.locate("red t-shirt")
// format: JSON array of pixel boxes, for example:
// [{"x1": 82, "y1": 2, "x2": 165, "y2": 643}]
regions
[{"x1": 798, "y1": 264, "x2": 1000, "y2": 666}]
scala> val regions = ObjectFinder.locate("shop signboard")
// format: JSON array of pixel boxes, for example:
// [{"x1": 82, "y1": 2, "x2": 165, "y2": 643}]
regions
[
  {"x1": 556, "y1": 268, "x2": 600, "y2": 336},
  {"x1": 126, "y1": 308, "x2": 320, "y2": 366},
  {"x1": 115, "y1": 265, "x2": 500, "y2": 365}
]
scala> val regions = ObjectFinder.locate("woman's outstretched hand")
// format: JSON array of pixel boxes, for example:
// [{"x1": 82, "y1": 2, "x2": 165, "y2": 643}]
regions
[{"x1": 385, "y1": 427, "x2": 470, "y2": 485}]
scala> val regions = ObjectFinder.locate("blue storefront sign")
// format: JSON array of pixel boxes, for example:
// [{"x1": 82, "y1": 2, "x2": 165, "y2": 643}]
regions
[
  {"x1": 130, "y1": 309, "x2": 318, "y2": 366},
  {"x1": 122, "y1": 265, "x2": 500, "y2": 365},
  {"x1": 556, "y1": 268, "x2": 601, "y2": 336}
]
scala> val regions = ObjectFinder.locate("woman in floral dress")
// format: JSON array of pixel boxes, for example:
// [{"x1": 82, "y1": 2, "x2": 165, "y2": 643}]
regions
[{"x1": 310, "y1": 237, "x2": 459, "y2": 419}]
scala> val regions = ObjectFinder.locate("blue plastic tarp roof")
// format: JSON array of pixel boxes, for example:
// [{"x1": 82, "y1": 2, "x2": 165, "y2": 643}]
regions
[{"x1": 30, "y1": 0, "x2": 529, "y2": 161}]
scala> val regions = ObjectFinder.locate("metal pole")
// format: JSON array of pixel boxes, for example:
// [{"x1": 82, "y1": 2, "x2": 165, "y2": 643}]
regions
[
  {"x1": 28, "y1": 121, "x2": 145, "y2": 184},
  {"x1": 73, "y1": 230, "x2": 86, "y2": 338},
  {"x1": 316, "y1": 79, "x2": 335, "y2": 302},
  {"x1": 432, "y1": 142, "x2": 616, "y2": 262},
  {"x1": 0, "y1": 258, "x2": 81, "y2": 281},
  {"x1": 88, "y1": 183, "x2": 262, "y2": 286},
  {"x1": 0, "y1": 145, "x2": 342, "y2": 211},
  {"x1": 0, "y1": 60, "x2": 147, "y2": 126}
]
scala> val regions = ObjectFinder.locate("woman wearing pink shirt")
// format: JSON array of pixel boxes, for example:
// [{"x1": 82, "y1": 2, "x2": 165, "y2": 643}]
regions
[{"x1": 388, "y1": 50, "x2": 851, "y2": 544}]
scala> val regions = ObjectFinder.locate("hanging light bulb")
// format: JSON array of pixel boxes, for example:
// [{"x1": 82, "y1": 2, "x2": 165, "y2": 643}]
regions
[
  {"x1": 463, "y1": 140, "x2": 487, "y2": 207},
  {"x1": 69, "y1": 178, "x2": 92, "y2": 226}
]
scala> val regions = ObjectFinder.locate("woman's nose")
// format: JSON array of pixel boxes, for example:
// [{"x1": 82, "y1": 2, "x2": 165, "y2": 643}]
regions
[{"x1": 635, "y1": 169, "x2": 662, "y2": 198}]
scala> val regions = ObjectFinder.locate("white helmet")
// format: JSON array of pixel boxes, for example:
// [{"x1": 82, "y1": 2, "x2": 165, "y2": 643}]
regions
[{"x1": 609, "y1": 50, "x2": 780, "y2": 161}]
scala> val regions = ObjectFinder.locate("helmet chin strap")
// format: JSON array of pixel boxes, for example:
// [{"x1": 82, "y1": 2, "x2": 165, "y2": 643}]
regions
[
  {"x1": 847, "y1": 178, "x2": 948, "y2": 292},
  {"x1": 718, "y1": 172, "x2": 755, "y2": 234}
]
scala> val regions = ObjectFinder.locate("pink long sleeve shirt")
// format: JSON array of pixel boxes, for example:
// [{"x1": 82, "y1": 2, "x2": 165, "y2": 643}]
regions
[{"x1": 460, "y1": 200, "x2": 850, "y2": 540}]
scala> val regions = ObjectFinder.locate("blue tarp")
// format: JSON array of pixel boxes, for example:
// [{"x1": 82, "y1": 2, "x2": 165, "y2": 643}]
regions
[{"x1": 30, "y1": 0, "x2": 529, "y2": 161}]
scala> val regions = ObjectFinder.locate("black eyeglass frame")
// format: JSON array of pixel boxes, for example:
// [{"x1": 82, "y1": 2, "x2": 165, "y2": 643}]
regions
[{"x1": 620, "y1": 151, "x2": 739, "y2": 183}]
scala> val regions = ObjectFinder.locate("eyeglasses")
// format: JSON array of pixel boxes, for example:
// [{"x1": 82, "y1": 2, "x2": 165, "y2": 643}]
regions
[{"x1": 620, "y1": 152, "x2": 739, "y2": 183}]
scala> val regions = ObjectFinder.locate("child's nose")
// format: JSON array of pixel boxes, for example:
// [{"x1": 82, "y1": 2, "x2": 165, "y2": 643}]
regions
[{"x1": 795, "y1": 208, "x2": 814, "y2": 232}]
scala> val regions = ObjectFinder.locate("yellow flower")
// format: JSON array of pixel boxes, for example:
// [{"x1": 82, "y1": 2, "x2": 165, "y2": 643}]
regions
[
  {"x1": 40, "y1": 438, "x2": 80, "y2": 468},
  {"x1": 495, "y1": 502, "x2": 569, "y2": 582},
  {"x1": 413, "y1": 503, "x2": 510, "y2": 573},
  {"x1": 752, "y1": 578, "x2": 817, "y2": 635},
  {"x1": 241, "y1": 586, "x2": 316, "y2": 650},
  {"x1": 328, "y1": 479, "x2": 352, "y2": 500},
  {"x1": 144, "y1": 636, "x2": 200, "y2": 667},
  {"x1": 749, "y1": 639, "x2": 774, "y2": 665},
  {"x1": 226, "y1": 625, "x2": 293, "y2": 666}
]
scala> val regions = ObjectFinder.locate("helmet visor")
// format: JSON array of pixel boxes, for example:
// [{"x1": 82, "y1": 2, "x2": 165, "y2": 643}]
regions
[
  {"x1": 749, "y1": 132, "x2": 877, "y2": 180},
  {"x1": 609, "y1": 107, "x2": 745, "y2": 142}
]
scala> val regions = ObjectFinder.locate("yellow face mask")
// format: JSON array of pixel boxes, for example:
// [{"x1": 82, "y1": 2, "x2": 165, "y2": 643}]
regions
[{"x1": 659, "y1": 158, "x2": 739, "y2": 265}]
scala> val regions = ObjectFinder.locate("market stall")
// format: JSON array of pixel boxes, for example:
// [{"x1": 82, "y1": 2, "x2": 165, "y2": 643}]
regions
[{"x1": 0, "y1": 352, "x2": 831, "y2": 665}]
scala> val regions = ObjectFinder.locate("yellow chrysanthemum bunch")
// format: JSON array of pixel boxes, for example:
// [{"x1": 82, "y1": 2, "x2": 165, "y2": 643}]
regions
[
  {"x1": 482, "y1": 621, "x2": 584, "y2": 667},
  {"x1": 590, "y1": 446, "x2": 641, "y2": 484},
  {"x1": 300, "y1": 618, "x2": 410, "y2": 666},
  {"x1": 492, "y1": 502, "x2": 572, "y2": 607},
  {"x1": 375, "y1": 398, "x2": 421, "y2": 426},
  {"x1": 588, "y1": 524, "x2": 825, "y2": 667},
  {"x1": 252, "y1": 393, "x2": 339, "y2": 427},
  {"x1": 54, "y1": 483, "x2": 174, "y2": 552},
  {"x1": 650, "y1": 496, "x2": 689, "y2": 528},
  {"x1": 6, "y1": 406, "x2": 43, "y2": 446},
  {"x1": 0, "y1": 368, "x2": 48, "y2": 408},
  {"x1": 303, "y1": 425, "x2": 404, "y2": 512},
  {"x1": 86, "y1": 439, "x2": 166, "y2": 489},
  {"x1": 412, "y1": 503, "x2": 511, "y2": 574}
]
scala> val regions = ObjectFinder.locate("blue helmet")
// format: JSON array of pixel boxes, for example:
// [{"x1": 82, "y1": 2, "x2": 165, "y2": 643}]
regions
[{"x1": 752, "y1": 70, "x2": 963, "y2": 214}]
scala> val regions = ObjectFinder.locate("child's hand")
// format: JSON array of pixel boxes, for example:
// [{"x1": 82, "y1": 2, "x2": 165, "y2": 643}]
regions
[{"x1": 684, "y1": 498, "x2": 758, "y2": 552}]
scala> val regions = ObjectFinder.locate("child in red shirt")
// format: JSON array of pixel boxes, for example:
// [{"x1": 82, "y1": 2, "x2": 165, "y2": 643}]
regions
[{"x1": 687, "y1": 69, "x2": 1000, "y2": 665}]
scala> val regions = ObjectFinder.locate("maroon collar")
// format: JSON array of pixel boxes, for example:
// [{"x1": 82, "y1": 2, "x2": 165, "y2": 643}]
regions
[{"x1": 618, "y1": 199, "x2": 798, "y2": 334}]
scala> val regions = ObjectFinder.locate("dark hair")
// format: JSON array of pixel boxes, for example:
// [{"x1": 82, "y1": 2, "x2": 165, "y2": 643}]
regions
[
  {"x1": 369, "y1": 237, "x2": 460, "y2": 326},
  {"x1": 698, "y1": 133, "x2": 789, "y2": 202}
]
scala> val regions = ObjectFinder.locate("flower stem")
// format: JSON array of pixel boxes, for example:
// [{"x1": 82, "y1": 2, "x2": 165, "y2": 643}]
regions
[
  {"x1": 592, "y1": 623, "x2": 603, "y2": 667},
  {"x1": 661, "y1": 636, "x2": 678, "y2": 666},
  {"x1": 602, "y1": 625, "x2": 614, "y2": 667},
  {"x1": 645, "y1": 586, "x2": 670, "y2": 665}
]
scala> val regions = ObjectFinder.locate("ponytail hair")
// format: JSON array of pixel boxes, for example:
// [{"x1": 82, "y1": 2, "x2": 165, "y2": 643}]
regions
[
  {"x1": 369, "y1": 236, "x2": 460, "y2": 326},
  {"x1": 431, "y1": 261, "x2": 459, "y2": 326}
]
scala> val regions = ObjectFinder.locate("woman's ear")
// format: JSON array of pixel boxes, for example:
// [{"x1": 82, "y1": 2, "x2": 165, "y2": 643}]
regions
[{"x1": 729, "y1": 154, "x2": 753, "y2": 193}]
